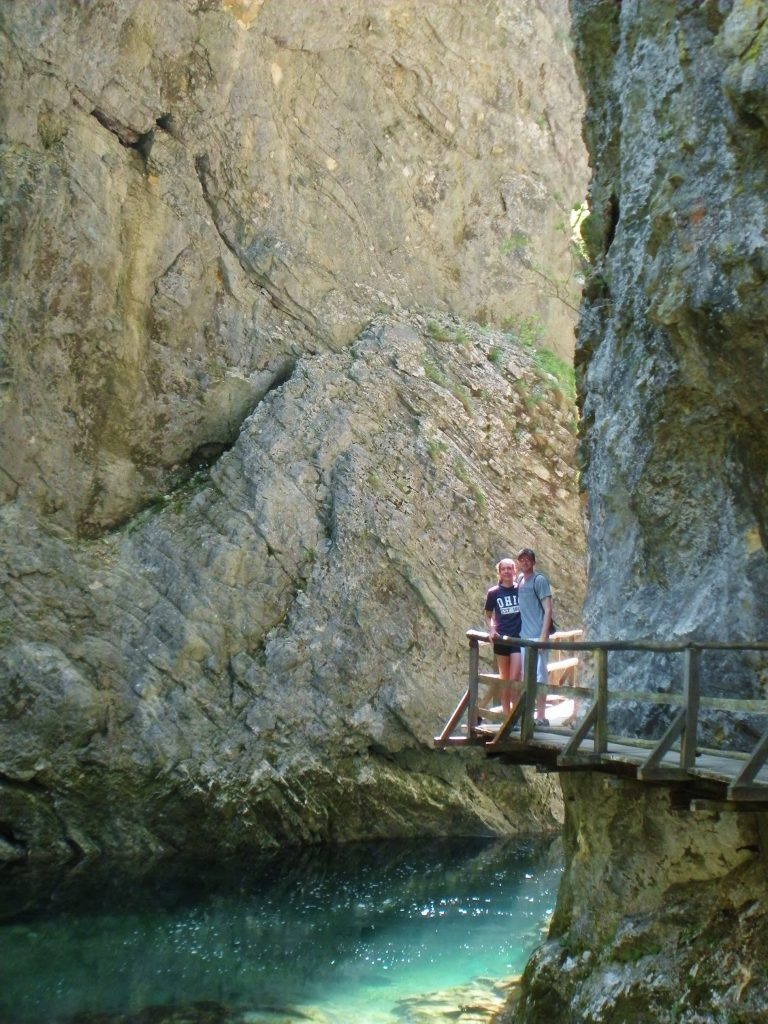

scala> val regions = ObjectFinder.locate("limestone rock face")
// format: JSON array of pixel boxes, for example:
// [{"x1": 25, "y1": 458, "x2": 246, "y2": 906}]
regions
[
  {"x1": 509, "y1": 3, "x2": 768, "y2": 1022},
  {"x1": 511, "y1": 776, "x2": 768, "y2": 1024},
  {"x1": 573, "y1": 0, "x2": 768, "y2": 659},
  {"x1": 0, "y1": 314, "x2": 584, "y2": 861},
  {"x1": 0, "y1": 0, "x2": 587, "y2": 536}
]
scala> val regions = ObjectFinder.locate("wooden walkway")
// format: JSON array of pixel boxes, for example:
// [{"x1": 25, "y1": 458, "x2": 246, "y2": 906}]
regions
[{"x1": 435, "y1": 631, "x2": 768, "y2": 808}]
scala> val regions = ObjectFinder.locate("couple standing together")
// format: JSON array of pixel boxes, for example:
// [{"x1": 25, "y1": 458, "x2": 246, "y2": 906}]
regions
[{"x1": 483, "y1": 548, "x2": 553, "y2": 725}]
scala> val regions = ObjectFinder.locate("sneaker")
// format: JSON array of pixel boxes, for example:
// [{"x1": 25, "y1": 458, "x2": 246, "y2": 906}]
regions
[{"x1": 535, "y1": 717, "x2": 550, "y2": 727}]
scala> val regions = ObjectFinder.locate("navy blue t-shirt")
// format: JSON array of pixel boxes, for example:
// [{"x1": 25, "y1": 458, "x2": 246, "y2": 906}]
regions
[{"x1": 485, "y1": 583, "x2": 521, "y2": 637}]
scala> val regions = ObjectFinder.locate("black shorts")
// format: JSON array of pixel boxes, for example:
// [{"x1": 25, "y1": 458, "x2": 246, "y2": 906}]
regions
[{"x1": 494, "y1": 641, "x2": 521, "y2": 656}]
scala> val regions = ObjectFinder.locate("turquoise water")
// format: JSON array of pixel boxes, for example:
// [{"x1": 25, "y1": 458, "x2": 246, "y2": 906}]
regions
[{"x1": 0, "y1": 837, "x2": 561, "y2": 1024}]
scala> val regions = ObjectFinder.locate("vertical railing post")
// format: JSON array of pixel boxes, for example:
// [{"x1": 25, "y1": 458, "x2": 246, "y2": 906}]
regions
[
  {"x1": 521, "y1": 641, "x2": 538, "y2": 742},
  {"x1": 595, "y1": 647, "x2": 608, "y2": 753},
  {"x1": 468, "y1": 637, "x2": 480, "y2": 735},
  {"x1": 681, "y1": 646, "x2": 701, "y2": 768}
]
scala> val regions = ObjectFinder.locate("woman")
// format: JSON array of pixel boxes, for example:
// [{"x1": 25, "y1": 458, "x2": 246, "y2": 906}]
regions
[{"x1": 483, "y1": 558, "x2": 523, "y2": 716}]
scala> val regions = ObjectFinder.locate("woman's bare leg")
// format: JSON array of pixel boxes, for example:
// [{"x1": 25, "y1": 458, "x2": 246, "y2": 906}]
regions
[
  {"x1": 504, "y1": 651, "x2": 522, "y2": 715},
  {"x1": 496, "y1": 652, "x2": 512, "y2": 714}
]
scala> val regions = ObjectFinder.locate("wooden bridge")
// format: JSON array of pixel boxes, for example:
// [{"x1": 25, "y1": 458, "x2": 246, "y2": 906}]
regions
[{"x1": 435, "y1": 630, "x2": 768, "y2": 809}]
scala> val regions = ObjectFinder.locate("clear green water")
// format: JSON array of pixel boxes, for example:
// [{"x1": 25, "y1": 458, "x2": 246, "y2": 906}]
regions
[{"x1": 0, "y1": 837, "x2": 561, "y2": 1024}]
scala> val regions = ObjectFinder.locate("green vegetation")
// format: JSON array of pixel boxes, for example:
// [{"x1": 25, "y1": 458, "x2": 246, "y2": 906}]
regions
[
  {"x1": 501, "y1": 307, "x2": 577, "y2": 401},
  {"x1": 122, "y1": 467, "x2": 212, "y2": 529},
  {"x1": 425, "y1": 437, "x2": 447, "y2": 461},
  {"x1": 504, "y1": 313, "x2": 544, "y2": 348},
  {"x1": 423, "y1": 360, "x2": 448, "y2": 389},
  {"x1": 488, "y1": 345, "x2": 504, "y2": 368},
  {"x1": 531, "y1": 348, "x2": 576, "y2": 402},
  {"x1": 570, "y1": 200, "x2": 591, "y2": 267},
  {"x1": 426, "y1": 321, "x2": 452, "y2": 343},
  {"x1": 500, "y1": 231, "x2": 530, "y2": 256},
  {"x1": 470, "y1": 482, "x2": 487, "y2": 509},
  {"x1": 454, "y1": 458, "x2": 486, "y2": 509},
  {"x1": 427, "y1": 322, "x2": 470, "y2": 347},
  {"x1": 451, "y1": 382, "x2": 473, "y2": 415},
  {"x1": 423, "y1": 360, "x2": 473, "y2": 415}
]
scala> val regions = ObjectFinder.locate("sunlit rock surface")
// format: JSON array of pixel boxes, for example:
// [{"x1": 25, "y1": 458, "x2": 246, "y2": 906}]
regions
[
  {"x1": 1, "y1": 314, "x2": 584, "y2": 861},
  {"x1": 0, "y1": 0, "x2": 586, "y2": 536},
  {"x1": 510, "y1": 3, "x2": 768, "y2": 1022},
  {"x1": 0, "y1": 1, "x2": 591, "y2": 858}
]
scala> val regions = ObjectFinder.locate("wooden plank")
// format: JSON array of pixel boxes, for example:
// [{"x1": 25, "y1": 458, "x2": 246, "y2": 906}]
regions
[
  {"x1": 521, "y1": 642, "x2": 538, "y2": 743},
  {"x1": 700, "y1": 697, "x2": 768, "y2": 712},
  {"x1": 434, "y1": 735, "x2": 471, "y2": 747},
  {"x1": 545, "y1": 691, "x2": 768, "y2": 712},
  {"x1": 639, "y1": 709, "x2": 685, "y2": 776},
  {"x1": 561, "y1": 703, "x2": 598, "y2": 759},
  {"x1": 547, "y1": 656, "x2": 580, "y2": 674},
  {"x1": 607, "y1": 690, "x2": 684, "y2": 705},
  {"x1": 595, "y1": 648, "x2": 608, "y2": 753},
  {"x1": 728, "y1": 784, "x2": 768, "y2": 802},
  {"x1": 465, "y1": 631, "x2": 768, "y2": 653},
  {"x1": 468, "y1": 638, "x2": 480, "y2": 738},
  {"x1": 557, "y1": 753, "x2": 604, "y2": 767},
  {"x1": 682, "y1": 647, "x2": 701, "y2": 769},
  {"x1": 435, "y1": 688, "x2": 470, "y2": 747},
  {"x1": 690, "y1": 798, "x2": 768, "y2": 812},
  {"x1": 636, "y1": 766, "x2": 691, "y2": 782},
  {"x1": 487, "y1": 694, "x2": 527, "y2": 748},
  {"x1": 730, "y1": 726, "x2": 768, "y2": 789}
]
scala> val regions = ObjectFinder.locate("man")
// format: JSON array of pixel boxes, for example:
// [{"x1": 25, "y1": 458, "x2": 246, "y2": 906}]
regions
[{"x1": 516, "y1": 548, "x2": 553, "y2": 726}]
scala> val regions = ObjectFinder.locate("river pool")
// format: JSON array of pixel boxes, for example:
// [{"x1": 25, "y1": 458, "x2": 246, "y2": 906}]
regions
[{"x1": 0, "y1": 836, "x2": 561, "y2": 1024}]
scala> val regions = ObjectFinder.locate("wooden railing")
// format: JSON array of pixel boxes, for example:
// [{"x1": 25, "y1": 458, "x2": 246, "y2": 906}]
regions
[{"x1": 435, "y1": 631, "x2": 768, "y2": 801}]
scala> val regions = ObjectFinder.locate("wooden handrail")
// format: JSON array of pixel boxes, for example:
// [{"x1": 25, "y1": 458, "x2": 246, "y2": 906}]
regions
[
  {"x1": 465, "y1": 629, "x2": 768, "y2": 654},
  {"x1": 440, "y1": 630, "x2": 768, "y2": 787}
]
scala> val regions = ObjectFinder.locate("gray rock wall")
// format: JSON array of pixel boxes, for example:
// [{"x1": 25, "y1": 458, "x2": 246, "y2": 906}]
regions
[
  {"x1": 0, "y1": 313, "x2": 584, "y2": 862},
  {"x1": 509, "y1": 3, "x2": 768, "y2": 1022},
  {"x1": 575, "y1": 0, "x2": 768, "y2": 654}
]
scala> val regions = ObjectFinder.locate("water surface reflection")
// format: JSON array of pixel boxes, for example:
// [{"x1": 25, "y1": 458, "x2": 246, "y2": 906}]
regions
[{"x1": 0, "y1": 836, "x2": 562, "y2": 1023}]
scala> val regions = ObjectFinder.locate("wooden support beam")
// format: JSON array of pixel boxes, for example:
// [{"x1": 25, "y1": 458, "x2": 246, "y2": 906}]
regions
[
  {"x1": 727, "y1": 784, "x2": 768, "y2": 803},
  {"x1": 638, "y1": 709, "x2": 685, "y2": 779},
  {"x1": 487, "y1": 694, "x2": 527, "y2": 748},
  {"x1": 468, "y1": 638, "x2": 480, "y2": 738},
  {"x1": 681, "y1": 647, "x2": 701, "y2": 769},
  {"x1": 729, "y1": 725, "x2": 768, "y2": 791},
  {"x1": 595, "y1": 648, "x2": 608, "y2": 753},
  {"x1": 559, "y1": 702, "x2": 598, "y2": 762},
  {"x1": 521, "y1": 644, "x2": 538, "y2": 743},
  {"x1": 435, "y1": 688, "x2": 470, "y2": 748},
  {"x1": 637, "y1": 766, "x2": 690, "y2": 782}
]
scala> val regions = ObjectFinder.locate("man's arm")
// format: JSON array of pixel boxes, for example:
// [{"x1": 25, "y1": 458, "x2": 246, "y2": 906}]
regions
[{"x1": 539, "y1": 595, "x2": 553, "y2": 640}]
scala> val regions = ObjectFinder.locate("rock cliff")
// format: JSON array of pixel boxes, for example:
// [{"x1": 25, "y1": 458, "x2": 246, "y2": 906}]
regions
[
  {"x1": 0, "y1": 0, "x2": 586, "y2": 537},
  {"x1": 0, "y1": 0, "x2": 589, "y2": 863},
  {"x1": 1, "y1": 313, "x2": 584, "y2": 862},
  {"x1": 509, "y1": 3, "x2": 768, "y2": 1022}
]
